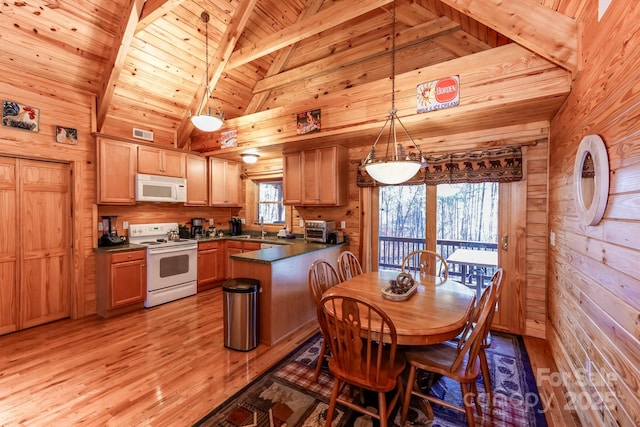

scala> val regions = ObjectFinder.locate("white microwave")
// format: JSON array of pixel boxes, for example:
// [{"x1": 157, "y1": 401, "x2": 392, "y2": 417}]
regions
[{"x1": 135, "y1": 173, "x2": 187, "y2": 202}]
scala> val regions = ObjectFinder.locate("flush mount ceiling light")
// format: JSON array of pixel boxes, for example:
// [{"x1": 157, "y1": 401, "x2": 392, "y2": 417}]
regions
[
  {"x1": 190, "y1": 12, "x2": 224, "y2": 132},
  {"x1": 240, "y1": 153, "x2": 260, "y2": 164},
  {"x1": 360, "y1": 0, "x2": 425, "y2": 185}
]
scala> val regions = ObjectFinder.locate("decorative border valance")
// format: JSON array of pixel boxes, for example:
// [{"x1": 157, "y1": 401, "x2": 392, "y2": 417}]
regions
[{"x1": 357, "y1": 146, "x2": 523, "y2": 187}]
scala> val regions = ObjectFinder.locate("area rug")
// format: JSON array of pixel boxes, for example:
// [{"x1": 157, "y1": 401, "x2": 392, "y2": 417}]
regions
[{"x1": 195, "y1": 332, "x2": 547, "y2": 427}]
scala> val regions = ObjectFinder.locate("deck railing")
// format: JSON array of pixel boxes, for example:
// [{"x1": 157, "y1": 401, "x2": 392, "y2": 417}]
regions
[{"x1": 379, "y1": 236, "x2": 498, "y2": 289}]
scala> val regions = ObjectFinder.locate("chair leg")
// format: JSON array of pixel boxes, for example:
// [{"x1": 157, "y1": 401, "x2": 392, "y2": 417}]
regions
[
  {"x1": 479, "y1": 348, "x2": 491, "y2": 403},
  {"x1": 460, "y1": 383, "x2": 476, "y2": 427},
  {"x1": 471, "y1": 381, "x2": 482, "y2": 416},
  {"x1": 378, "y1": 391, "x2": 388, "y2": 427},
  {"x1": 400, "y1": 365, "x2": 417, "y2": 425},
  {"x1": 326, "y1": 378, "x2": 340, "y2": 427},
  {"x1": 314, "y1": 339, "x2": 327, "y2": 382}
]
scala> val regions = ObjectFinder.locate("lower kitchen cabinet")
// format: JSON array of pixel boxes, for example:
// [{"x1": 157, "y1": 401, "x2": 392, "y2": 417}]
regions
[
  {"x1": 96, "y1": 249, "x2": 146, "y2": 318},
  {"x1": 226, "y1": 241, "x2": 261, "y2": 279},
  {"x1": 197, "y1": 241, "x2": 224, "y2": 291}
]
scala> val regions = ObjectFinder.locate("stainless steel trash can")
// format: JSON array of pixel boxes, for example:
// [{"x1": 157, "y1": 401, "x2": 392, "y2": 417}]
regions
[{"x1": 223, "y1": 278, "x2": 259, "y2": 351}]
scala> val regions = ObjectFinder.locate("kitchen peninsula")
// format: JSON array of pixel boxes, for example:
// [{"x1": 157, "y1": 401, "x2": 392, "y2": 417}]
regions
[{"x1": 228, "y1": 239, "x2": 343, "y2": 345}]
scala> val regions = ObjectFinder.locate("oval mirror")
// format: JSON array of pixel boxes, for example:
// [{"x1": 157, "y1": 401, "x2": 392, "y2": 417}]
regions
[{"x1": 574, "y1": 135, "x2": 609, "y2": 226}]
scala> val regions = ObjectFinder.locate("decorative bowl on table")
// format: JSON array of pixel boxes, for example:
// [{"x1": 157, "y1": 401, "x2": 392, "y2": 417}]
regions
[{"x1": 381, "y1": 272, "x2": 418, "y2": 301}]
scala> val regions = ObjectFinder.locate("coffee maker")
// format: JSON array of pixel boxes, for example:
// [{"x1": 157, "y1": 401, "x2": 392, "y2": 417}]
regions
[
  {"x1": 100, "y1": 215, "x2": 124, "y2": 246},
  {"x1": 229, "y1": 217, "x2": 242, "y2": 236},
  {"x1": 191, "y1": 218, "x2": 204, "y2": 238}
]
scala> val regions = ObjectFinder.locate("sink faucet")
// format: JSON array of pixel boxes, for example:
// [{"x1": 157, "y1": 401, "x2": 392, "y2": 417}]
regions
[{"x1": 260, "y1": 217, "x2": 266, "y2": 239}]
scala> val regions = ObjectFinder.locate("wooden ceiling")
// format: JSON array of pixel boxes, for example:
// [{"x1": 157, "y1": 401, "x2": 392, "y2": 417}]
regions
[{"x1": 1, "y1": 0, "x2": 584, "y2": 159}]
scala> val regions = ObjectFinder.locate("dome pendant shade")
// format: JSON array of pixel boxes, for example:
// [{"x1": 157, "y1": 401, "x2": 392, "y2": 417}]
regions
[
  {"x1": 191, "y1": 111, "x2": 224, "y2": 132},
  {"x1": 365, "y1": 160, "x2": 421, "y2": 185},
  {"x1": 192, "y1": 11, "x2": 224, "y2": 132}
]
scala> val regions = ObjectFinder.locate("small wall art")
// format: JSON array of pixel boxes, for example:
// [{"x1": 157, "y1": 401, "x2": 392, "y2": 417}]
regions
[
  {"x1": 416, "y1": 75, "x2": 460, "y2": 114},
  {"x1": 296, "y1": 109, "x2": 320, "y2": 135},
  {"x1": 55, "y1": 126, "x2": 78, "y2": 145},
  {"x1": 221, "y1": 128, "x2": 237, "y2": 148},
  {"x1": 2, "y1": 100, "x2": 40, "y2": 132}
]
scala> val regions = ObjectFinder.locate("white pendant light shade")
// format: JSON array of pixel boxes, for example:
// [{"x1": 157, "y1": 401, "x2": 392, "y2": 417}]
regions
[
  {"x1": 192, "y1": 12, "x2": 225, "y2": 133},
  {"x1": 191, "y1": 113, "x2": 224, "y2": 132},
  {"x1": 365, "y1": 160, "x2": 421, "y2": 185},
  {"x1": 359, "y1": 0, "x2": 425, "y2": 185}
]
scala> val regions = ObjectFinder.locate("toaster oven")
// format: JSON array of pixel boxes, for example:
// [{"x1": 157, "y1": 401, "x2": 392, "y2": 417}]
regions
[{"x1": 305, "y1": 220, "x2": 336, "y2": 243}]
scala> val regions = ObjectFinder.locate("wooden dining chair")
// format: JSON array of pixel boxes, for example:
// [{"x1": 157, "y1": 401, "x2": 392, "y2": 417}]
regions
[
  {"x1": 401, "y1": 249, "x2": 449, "y2": 280},
  {"x1": 308, "y1": 259, "x2": 341, "y2": 382},
  {"x1": 337, "y1": 250, "x2": 364, "y2": 282},
  {"x1": 317, "y1": 294, "x2": 406, "y2": 427},
  {"x1": 477, "y1": 268, "x2": 504, "y2": 399},
  {"x1": 400, "y1": 281, "x2": 498, "y2": 427}
]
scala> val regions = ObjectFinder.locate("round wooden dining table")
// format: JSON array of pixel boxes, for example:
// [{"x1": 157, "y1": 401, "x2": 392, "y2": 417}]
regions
[{"x1": 324, "y1": 270, "x2": 476, "y2": 346}]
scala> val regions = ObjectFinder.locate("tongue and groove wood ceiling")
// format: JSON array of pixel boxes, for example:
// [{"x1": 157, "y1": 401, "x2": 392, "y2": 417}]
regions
[{"x1": 1, "y1": 0, "x2": 582, "y2": 157}]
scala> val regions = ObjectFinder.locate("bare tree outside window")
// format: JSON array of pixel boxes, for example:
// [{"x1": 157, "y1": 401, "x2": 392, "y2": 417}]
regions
[{"x1": 257, "y1": 181, "x2": 285, "y2": 224}]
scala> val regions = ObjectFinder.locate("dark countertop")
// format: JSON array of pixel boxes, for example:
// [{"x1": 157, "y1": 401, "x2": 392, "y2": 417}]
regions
[
  {"x1": 94, "y1": 235, "x2": 343, "y2": 262},
  {"x1": 228, "y1": 239, "x2": 344, "y2": 264}
]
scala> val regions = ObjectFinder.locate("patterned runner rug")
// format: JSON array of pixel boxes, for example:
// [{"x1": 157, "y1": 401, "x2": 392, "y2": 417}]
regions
[{"x1": 195, "y1": 332, "x2": 547, "y2": 427}]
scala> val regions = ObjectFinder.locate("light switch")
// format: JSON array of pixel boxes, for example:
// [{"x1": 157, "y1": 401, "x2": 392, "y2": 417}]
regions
[
  {"x1": 340, "y1": 221, "x2": 346, "y2": 229},
  {"x1": 123, "y1": 221, "x2": 129, "y2": 230},
  {"x1": 550, "y1": 230, "x2": 555, "y2": 247},
  {"x1": 299, "y1": 219, "x2": 305, "y2": 228},
  {"x1": 98, "y1": 222, "x2": 103, "y2": 231}
]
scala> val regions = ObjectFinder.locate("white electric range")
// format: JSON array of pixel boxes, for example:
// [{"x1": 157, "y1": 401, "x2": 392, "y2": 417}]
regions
[{"x1": 129, "y1": 222, "x2": 198, "y2": 308}]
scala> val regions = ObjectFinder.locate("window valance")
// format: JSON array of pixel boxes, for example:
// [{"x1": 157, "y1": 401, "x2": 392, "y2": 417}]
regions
[{"x1": 357, "y1": 146, "x2": 523, "y2": 187}]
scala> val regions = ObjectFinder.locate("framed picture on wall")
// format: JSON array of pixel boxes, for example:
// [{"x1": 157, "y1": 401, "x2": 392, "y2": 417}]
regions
[
  {"x1": 2, "y1": 99, "x2": 40, "y2": 132},
  {"x1": 296, "y1": 109, "x2": 320, "y2": 135},
  {"x1": 55, "y1": 126, "x2": 78, "y2": 145}
]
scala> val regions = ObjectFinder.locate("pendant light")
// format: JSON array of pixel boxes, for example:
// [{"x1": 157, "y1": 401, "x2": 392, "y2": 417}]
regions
[
  {"x1": 360, "y1": 0, "x2": 424, "y2": 185},
  {"x1": 191, "y1": 12, "x2": 224, "y2": 132}
]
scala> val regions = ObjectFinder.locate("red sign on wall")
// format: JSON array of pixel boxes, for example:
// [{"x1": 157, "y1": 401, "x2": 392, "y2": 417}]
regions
[{"x1": 416, "y1": 75, "x2": 460, "y2": 113}]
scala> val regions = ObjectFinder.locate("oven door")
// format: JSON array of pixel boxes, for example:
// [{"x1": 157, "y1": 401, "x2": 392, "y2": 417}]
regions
[
  {"x1": 147, "y1": 245, "x2": 197, "y2": 291},
  {"x1": 305, "y1": 228, "x2": 326, "y2": 242}
]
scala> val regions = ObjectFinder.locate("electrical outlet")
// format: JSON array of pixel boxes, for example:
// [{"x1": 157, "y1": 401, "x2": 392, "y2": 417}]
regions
[
  {"x1": 299, "y1": 219, "x2": 305, "y2": 228},
  {"x1": 123, "y1": 221, "x2": 129, "y2": 230},
  {"x1": 240, "y1": 217, "x2": 246, "y2": 224},
  {"x1": 209, "y1": 218, "x2": 214, "y2": 225},
  {"x1": 550, "y1": 230, "x2": 556, "y2": 247},
  {"x1": 341, "y1": 221, "x2": 346, "y2": 229},
  {"x1": 98, "y1": 222, "x2": 104, "y2": 231}
]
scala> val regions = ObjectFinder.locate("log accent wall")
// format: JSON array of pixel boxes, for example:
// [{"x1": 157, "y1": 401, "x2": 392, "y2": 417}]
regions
[{"x1": 548, "y1": 1, "x2": 640, "y2": 426}]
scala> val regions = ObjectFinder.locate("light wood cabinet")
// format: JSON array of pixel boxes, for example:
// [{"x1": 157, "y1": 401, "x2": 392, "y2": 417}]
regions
[
  {"x1": 225, "y1": 240, "x2": 261, "y2": 279},
  {"x1": 283, "y1": 152, "x2": 302, "y2": 204},
  {"x1": 137, "y1": 146, "x2": 186, "y2": 178},
  {"x1": 209, "y1": 158, "x2": 242, "y2": 207},
  {"x1": 284, "y1": 145, "x2": 348, "y2": 206},
  {"x1": 197, "y1": 241, "x2": 224, "y2": 291},
  {"x1": 96, "y1": 250, "x2": 146, "y2": 318},
  {"x1": 185, "y1": 154, "x2": 208, "y2": 206},
  {"x1": 0, "y1": 157, "x2": 18, "y2": 335},
  {"x1": 97, "y1": 137, "x2": 137, "y2": 205}
]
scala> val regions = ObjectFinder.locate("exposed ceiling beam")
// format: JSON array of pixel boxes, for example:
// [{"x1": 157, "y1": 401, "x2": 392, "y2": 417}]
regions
[
  {"x1": 436, "y1": 0, "x2": 578, "y2": 73},
  {"x1": 96, "y1": 0, "x2": 145, "y2": 133},
  {"x1": 253, "y1": 16, "x2": 460, "y2": 94},
  {"x1": 137, "y1": 0, "x2": 187, "y2": 32},
  {"x1": 226, "y1": 0, "x2": 394, "y2": 70},
  {"x1": 245, "y1": 0, "x2": 326, "y2": 114},
  {"x1": 177, "y1": 0, "x2": 259, "y2": 147}
]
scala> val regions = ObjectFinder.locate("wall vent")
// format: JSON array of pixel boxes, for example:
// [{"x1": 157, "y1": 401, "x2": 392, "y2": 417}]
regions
[{"x1": 133, "y1": 128, "x2": 154, "y2": 142}]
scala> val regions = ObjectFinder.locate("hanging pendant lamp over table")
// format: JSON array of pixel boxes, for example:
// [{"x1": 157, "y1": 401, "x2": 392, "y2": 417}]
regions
[
  {"x1": 360, "y1": 0, "x2": 425, "y2": 185},
  {"x1": 191, "y1": 11, "x2": 225, "y2": 132}
]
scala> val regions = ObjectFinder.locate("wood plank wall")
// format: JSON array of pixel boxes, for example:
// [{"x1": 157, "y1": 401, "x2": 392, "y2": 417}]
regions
[
  {"x1": 548, "y1": 1, "x2": 640, "y2": 426},
  {"x1": 0, "y1": 66, "x2": 96, "y2": 318}
]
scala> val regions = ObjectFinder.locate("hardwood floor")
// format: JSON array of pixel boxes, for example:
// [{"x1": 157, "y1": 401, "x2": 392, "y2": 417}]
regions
[
  {"x1": 0, "y1": 288, "x2": 573, "y2": 426},
  {"x1": 0, "y1": 288, "x2": 317, "y2": 426}
]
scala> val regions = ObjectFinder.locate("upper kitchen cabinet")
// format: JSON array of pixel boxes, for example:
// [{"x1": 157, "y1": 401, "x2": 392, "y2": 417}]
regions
[
  {"x1": 285, "y1": 146, "x2": 348, "y2": 206},
  {"x1": 283, "y1": 152, "x2": 302, "y2": 205},
  {"x1": 97, "y1": 137, "x2": 137, "y2": 205},
  {"x1": 137, "y1": 146, "x2": 186, "y2": 178},
  {"x1": 209, "y1": 158, "x2": 242, "y2": 207},
  {"x1": 185, "y1": 154, "x2": 208, "y2": 206}
]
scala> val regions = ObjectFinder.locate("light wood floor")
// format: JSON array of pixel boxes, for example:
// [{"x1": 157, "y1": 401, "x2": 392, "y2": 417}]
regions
[{"x1": 0, "y1": 288, "x2": 574, "y2": 426}]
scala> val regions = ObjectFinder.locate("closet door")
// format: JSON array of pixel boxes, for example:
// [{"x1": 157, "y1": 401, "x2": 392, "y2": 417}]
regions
[
  {"x1": 0, "y1": 157, "x2": 18, "y2": 334},
  {"x1": 19, "y1": 160, "x2": 71, "y2": 329}
]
